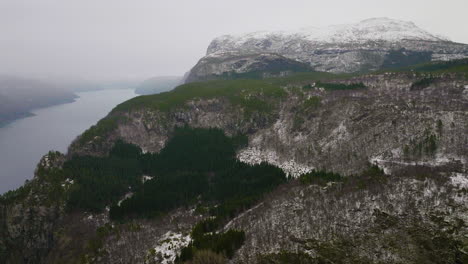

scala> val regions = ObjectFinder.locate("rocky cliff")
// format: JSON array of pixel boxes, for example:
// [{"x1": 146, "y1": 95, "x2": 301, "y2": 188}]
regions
[
  {"x1": 187, "y1": 18, "x2": 468, "y2": 82},
  {"x1": 71, "y1": 72, "x2": 468, "y2": 177}
]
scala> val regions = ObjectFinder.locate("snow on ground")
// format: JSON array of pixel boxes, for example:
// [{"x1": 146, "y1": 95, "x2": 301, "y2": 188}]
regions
[
  {"x1": 149, "y1": 231, "x2": 191, "y2": 264},
  {"x1": 61, "y1": 178, "x2": 74, "y2": 188},
  {"x1": 237, "y1": 147, "x2": 313, "y2": 177},
  {"x1": 208, "y1": 18, "x2": 444, "y2": 56},
  {"x1": 142, "y1": 175, "x2": 154, "y2": 183},
  {"x1": 451, "y1": 173, "x2": 468, "y2": 189},
  {"x1": 117, "y1": 192, "x2": 134, "y2": 206},
  {"x1": 370, "y1": 153, "x2": 467, "y2": 175},
  {"x1": 432, "y1": 54, "x2": 468, "y2": 61}
]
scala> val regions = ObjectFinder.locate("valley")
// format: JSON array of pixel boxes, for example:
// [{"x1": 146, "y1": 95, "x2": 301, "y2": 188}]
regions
[{"x1": 0, "y1": 89, "x2": 136, "y2": 194}]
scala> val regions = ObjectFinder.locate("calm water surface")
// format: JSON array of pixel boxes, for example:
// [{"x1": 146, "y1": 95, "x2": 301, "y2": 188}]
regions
[{"x1": 0, "y1": 89, "x2": 136, "y2": 194}]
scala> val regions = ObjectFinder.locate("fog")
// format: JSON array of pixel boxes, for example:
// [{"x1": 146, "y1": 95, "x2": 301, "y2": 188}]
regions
[{"x1": 1, "y1": 0, "x2": 467, "y2": 82}]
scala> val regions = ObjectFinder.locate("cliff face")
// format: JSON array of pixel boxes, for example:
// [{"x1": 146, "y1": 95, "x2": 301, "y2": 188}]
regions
[
  {"x1": 0, "y1": 153, "x2": 66, "y2": 264},
  {"x1": 2, "y1": 72, "x2": 467, "y2": 263},
  {"x1": 71, "y1": 73, "x2": 468, "y2": 177},
  {"x1": 186, "y1": 18, "x2": 468, "y2": 82}
]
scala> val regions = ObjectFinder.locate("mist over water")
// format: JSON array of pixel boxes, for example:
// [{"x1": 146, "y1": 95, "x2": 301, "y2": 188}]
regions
[{"x1": 0, "y1": 89, "x2": 136, "y2": 194}]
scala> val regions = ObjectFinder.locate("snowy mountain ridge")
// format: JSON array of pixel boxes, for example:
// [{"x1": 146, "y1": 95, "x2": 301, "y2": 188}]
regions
[
  {"x1": 185, "y1": 18, "x2": 468, "y2": 81},
  {"x1": 208, "y1": 18, "x2": 447, "y2": 55}
]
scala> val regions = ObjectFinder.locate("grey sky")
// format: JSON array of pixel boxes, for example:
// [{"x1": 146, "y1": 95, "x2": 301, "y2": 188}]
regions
[{"x1": 1, "y1": 0, "x2": 467, "y2": 81}]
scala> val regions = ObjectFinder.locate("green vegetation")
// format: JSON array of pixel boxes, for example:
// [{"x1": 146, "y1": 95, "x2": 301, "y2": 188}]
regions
[
  {"x1": 63, "y1": 127, "x2": 286, "y2": 220},
  {"x1": 410, "y1": 77, "x2": 438, "y2": 90},
  {"x1": 314, "y1": 81, "x2": 366, "y2": 90},
  {"x1": 215, "y1": 63, "x2": 311, "y2": 80},
  {"x1": 65, "y1": 140, "x2": 143, "y2": 212},
  {"x1": 299, "y1": 170, "x2": 343, "y2": 186},
  {"x1": 378, "y1": 58, "x2": 468, "y2": 76},
  {"x1": 301, "y1": 80, "x2": 366, "y2": 91},
  {"x1": 76, "y1": 69, "x2": 370, "y2": 146},
  {"x1": 177, "y1": 217, "x2": 245, "y2": 263},
  {"x1": 0, "y1": 151, "x2": 66, "y2": 206},
  {"x1": 404, "y1": 130, "x2": 439, "y2": 159},
  {"x1": 406, "y1": 58, "x2": 468, "y2": 74},
  {"x1": 80, "y1": 222, "x2": 143, "y2": 263},
  {"x1": 177, "y1": 228, "x2": 245, "y2": 262},
  {"x1": 76, "y1": 79, "x2": 287, "y2": 145},
  {"x1": 352, "y1": 165, "x2": 387, "y2": 190},
  {"x1": 73, "y1": 79, "x2": 287, "y2": 146},
  {"x1": 64, "y1": 127, "x2": 284, "y2": 263},
  {"x1": 267, "y1": 71, "x2": 350, "y2": 86},
  {"x1": 78, "y1": 115, "x2": 127, "y2": 144},
  {"x1": 292, "y1": 116, "x2": 305, "y2": 130},
  {"x1": 0, "y1": 182, "x2": 32, "y2": 205},
  {"x1": 299, "y1": 165, "x2": 387, "y2": 191},
  {"x1": 113, "y1": 79, "x2": 285, "y2": 114},
  {"x1": 302, "y1": 96, "x2": 322, "y2": 109},
  {"x1": 109, "y1": 127, "x2": 286, "y2": 220}
]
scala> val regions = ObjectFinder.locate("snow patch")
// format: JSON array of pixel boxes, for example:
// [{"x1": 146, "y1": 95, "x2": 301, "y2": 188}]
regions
[
  {"x1": 142, "y1": 175, "x2": 154, "y2": 183},
  {"x1": 321, "y1": 121, "x2": 350, "y2": 149},
  {"x1": 237, "y1": 147, "x2": 313, "y2": 177},
  {"x1": 224, "y1": 202, "x2": 264, "y2": 230},
  {"x1": 117, "y1": 192, "x2": 134, "y2": 206},
  {"x1": 450, "y1": 173, "x2": 468, "y2": 189},
  {"x1": 370, "y1": 153, "x2": 467, "y2": 175},
  {"x1": 208, "y1": 18, "x2": 444, "y2": 56},
  {"x1": 148, "y1": 231, "x2": 191, "y2": 264},
  {"x1": 61, "y1": 178, "x2": 74, "y2": 188}
]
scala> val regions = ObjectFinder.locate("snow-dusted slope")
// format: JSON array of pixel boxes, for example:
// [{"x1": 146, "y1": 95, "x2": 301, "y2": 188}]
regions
[
  {"x1": 299, "y1": 17, "x2": 445, "y2": 42},
  {"x1": 209, "y1": 18, "x2": 445, "y2": 54},
  {"x1": 187, "y1": 18, "x2": 468, "y2": 81}
]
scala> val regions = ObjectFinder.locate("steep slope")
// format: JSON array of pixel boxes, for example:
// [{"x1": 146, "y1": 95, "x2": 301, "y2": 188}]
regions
[
  {"x1": 229, "y1": 168, "x2": 468, "y2": 263},
  {"x1": 1, "y1": 70, "x2": 467, "y2": 263},
  {"x1": 185, "y1": 53, "x2": 312, "y2": 83},
  {"x1": 187, "y1": 18, "x2": 468, "y2": 82},
  {"x1": 71, "y1": 72, "x2": 468, "y2": 176}
]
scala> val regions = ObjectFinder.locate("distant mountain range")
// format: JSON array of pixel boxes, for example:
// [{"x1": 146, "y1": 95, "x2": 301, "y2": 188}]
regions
[
  {"x1": 134, "y1": 76, "x2": 182, "y2": 95},
  {"x1": 187, "y1": 18, "x2": 468, "y2": 82},
  {"x1": 0, "y1": 76, "x2": 77, "y2": 126}
]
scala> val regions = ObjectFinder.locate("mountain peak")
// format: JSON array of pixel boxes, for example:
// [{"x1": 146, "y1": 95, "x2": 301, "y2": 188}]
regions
[{"x1": 297, "y1": 17, "x2": 446, "y2": 43}]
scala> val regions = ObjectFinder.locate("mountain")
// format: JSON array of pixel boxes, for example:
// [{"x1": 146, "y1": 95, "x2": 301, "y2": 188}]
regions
[
  {"x1": 187, "y1": 18, "x2": 468, "y2": 82},
  {"x1": 0, "y1": 76, "x2": 78, "y2": 126},
  {"x1": 1, "y1": 59, "x2": 467, "y2": 263},
  {"x1": 135, "y1": 76, "x2": 182, "y2": 95}
]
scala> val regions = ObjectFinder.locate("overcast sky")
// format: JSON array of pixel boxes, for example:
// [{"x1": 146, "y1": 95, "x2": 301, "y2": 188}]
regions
[{"x1": 1, "y1": 0, "x2": 467, "y2": 82}]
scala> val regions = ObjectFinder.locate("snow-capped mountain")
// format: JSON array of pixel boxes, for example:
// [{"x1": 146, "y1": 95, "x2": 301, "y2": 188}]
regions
[
  {"x1": 187, "y1": 18, "x2": 468, "y2": 81},
  {"x1": 209, "y1": 17, "x2": 446, "y2": 52}
]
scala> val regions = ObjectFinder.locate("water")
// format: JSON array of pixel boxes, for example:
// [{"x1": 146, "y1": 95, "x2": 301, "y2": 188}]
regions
[{"x1": 0, "y1": 89, "x2": 136, "y2": 194}]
